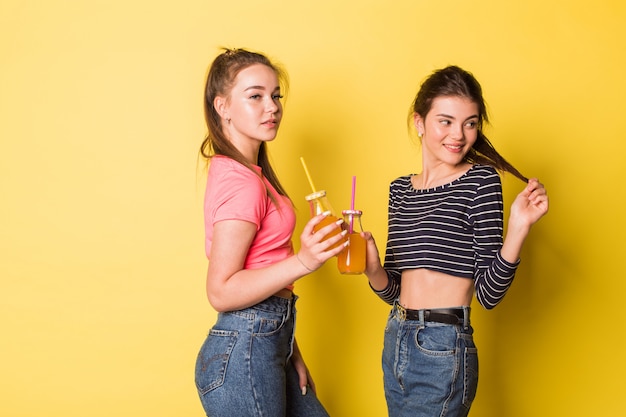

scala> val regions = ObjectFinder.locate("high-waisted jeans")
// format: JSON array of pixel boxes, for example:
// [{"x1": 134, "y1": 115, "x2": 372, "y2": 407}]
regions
[
  {"x1": 195, "y1": 294, "x2": 330, "y2": 417},
  {"x1": 382, "y1": 304, "x2": 478, "y2": 417}
]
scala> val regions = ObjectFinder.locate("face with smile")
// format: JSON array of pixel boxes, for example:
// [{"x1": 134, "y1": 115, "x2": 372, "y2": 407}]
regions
[
  {"x1": 214, "y1": 63, "x2": 283, "y2": 159},
  {"x1": 414, "y1": 95, "x2": 480, "y2": 168}
]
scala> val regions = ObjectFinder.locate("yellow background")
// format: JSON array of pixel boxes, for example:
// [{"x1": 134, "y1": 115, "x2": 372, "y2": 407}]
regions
[{"x1": 1, "y1": 1, "x2": 624, "y2": 416}]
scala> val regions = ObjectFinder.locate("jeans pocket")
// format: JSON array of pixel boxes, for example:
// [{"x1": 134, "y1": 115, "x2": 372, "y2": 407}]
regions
[
  {"x1": 254, "y1": 317, "x2": 284, "y2": 336},
  {"x1": 195, "y1": 329, "x2": 238, "y2": 395},
  {"x1": 463, "y1": 347, "x2": 479, "y2": 407},
  {"x1": 414, "y1": 326, "x2": 455, "y2": 356}
]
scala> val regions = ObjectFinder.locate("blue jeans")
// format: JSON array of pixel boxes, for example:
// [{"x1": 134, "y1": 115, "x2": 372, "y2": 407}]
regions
[
  {"x1": 382, "y1": 304, "x2": 478, "y2": 417},
  {"x1": 195, "y1": 295, "x2": 330, "y2": 417}
]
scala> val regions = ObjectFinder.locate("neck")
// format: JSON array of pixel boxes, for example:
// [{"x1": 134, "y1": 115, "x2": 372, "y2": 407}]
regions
[
  {"x1": 228, "y1": 136, "x2": 261, "y2": 165},
  {"x1": 416, "y1": 162, "x2": 472, "y2": 189}
]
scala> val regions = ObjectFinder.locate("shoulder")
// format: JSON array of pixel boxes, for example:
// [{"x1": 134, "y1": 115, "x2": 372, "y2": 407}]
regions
[
  {"x1": 209, "y1": 156, "x2": 258, "y2": 176},
  {"x1": 465, "y1": 166, "x2": 503, "y2": 210},
  {"x1": 206, "y1": 156, "x2": 266, "y2": 207},
  {"x1": 205, "y1": 157, "x2": 268, "y2": 223},
  {"x1": 468, "y1": 164, "x2": 499, "y2": 178},
  {"x1": 389, "y1": 175, "x2": 412, "y2": 188},
  {"x1": 464, "y1": 165, "x2": 501, "y2": 187},
  {"x1": 208, "y1": 156, "x2": 263, "y2": 186},
  {"x1": 388, "y1": 175, "x2": 413, "y2": 198}
]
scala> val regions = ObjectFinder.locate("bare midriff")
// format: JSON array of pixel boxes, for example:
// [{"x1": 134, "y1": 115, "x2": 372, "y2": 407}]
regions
[{"x1": 399, "y1": 268, "x2": 474, "y2": 310}]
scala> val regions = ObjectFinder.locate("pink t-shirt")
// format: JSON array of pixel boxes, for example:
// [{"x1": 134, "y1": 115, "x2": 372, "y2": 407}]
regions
[{"x1": 204, "y1": 156, "x2": 296, "y2": 271}]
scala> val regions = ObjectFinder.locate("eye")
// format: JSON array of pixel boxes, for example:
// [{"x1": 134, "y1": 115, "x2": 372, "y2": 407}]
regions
[
  {"x1": 272, "y1": 94, "x2": 283, "y2": 100},
  {"x1": 465, "y1": 120, "x2": 478, "y2": 129},
  {"x1": 439, "y1": 119, "x2": 451, "y2": 126},
  {"x1": 249, "y1": 94, "x2": 261, "y2": 100}
]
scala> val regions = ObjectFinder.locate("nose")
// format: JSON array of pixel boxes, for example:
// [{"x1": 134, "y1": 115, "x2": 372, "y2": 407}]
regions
[
  {"x1": 265, "y1": 97, "x2": 279, "y2": 114},
  {"x1": 450, "y1": 123, "x2": 464, "y2": 140}
]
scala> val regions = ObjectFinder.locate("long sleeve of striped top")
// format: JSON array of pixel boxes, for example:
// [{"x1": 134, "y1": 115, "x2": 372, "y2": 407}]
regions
[{"x1": 371, "y1": 165, "x2": 520, "y2": 309}]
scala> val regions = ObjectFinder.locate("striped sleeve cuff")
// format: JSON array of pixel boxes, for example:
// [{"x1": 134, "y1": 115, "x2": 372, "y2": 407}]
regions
[
  {"x1": 476, "y1": 251, "x2": 521, "y2": 309},
  {"x1": 370, "y1": 270, "x2": 401, "y2": 305}
]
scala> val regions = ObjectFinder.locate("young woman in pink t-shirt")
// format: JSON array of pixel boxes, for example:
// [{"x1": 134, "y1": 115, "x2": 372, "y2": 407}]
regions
[{"x1": 194, "y1": 48, "x2": 346, "y2": 417}]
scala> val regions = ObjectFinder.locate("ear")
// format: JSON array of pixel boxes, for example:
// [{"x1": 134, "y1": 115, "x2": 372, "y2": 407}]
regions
[
  {"x1": 213, "y1": 96, "x2": 229, "y2": 120},
  {"x1": 413, "y1": 113, "x2": 424, "y2": 137}
]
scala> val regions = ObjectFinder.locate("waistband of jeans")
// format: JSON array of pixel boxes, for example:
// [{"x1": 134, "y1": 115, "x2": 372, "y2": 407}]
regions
[
  {"x1": 245, "y1": 291, "x2": 297, "y2": 314},
  {"x1": 394, "y1": 303, "x2": 470, "y2": 327}
]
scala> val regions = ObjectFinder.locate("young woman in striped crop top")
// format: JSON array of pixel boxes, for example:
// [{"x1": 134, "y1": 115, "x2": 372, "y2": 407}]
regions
[{"x1": 361, "y1": 66, "x2": 549, "y2": 417}]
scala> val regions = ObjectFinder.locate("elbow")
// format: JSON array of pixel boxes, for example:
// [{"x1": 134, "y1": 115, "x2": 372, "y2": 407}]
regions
[
  {"x1": 206, "y1": 275, "x2": 236, "y2": 312},
  {"x1": 477, "y1": 296, "x2": 499, "y2": 311},
  {"x1": 207, "y1": 291, "x2": 230, "y2": 313},
  {"x1": 481, "y1": 302, "x2": 498, "y2": 311}
]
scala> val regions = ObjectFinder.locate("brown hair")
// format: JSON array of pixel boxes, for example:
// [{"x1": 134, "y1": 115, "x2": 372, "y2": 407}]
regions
[
  {"x1": 410, "y1": 65, "x2": 528, "y2": 182},
  {"x1": 200, "y1": 48, "x2": 291, "y2": 198}
]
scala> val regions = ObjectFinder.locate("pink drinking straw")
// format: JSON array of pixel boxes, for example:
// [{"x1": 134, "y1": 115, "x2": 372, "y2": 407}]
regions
[{"x1": 349, "y1": 176, "x2": 356, "y2": 233}]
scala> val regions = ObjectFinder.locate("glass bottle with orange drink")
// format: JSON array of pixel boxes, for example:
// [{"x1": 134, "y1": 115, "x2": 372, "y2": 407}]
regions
[
  {"x1": 337, "y1": 209, "x2": 366, "y2": 274},
  {"x1": 305, "y1": 190, "x2": 345, "y2": 250}
]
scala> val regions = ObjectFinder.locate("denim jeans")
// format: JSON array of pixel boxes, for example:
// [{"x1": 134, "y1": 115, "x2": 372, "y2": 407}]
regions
[
  {"x1": 195, "y1": 295, "x2": 330, "y2": 417},
  {"x1": 382, "y1": 304, "x2": 478, "y2": 417}
]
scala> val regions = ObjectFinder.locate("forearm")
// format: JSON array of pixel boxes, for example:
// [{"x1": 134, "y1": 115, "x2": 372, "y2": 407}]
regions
[
  {"x1": 500, "y1": 221, "x2": 531, "y2": 264},
  {"x1": 366, "y1": 264, "x2": 400, "y2": 305},
  {"x1": 363, "y1": 231, "x2": 399, "y2": 304},
  {"x1": 475, "y1": 251, "x2": 520, "y2": 309},
  {"x1": 366, "y1": 264, "x2": 390, "y2": 291},
  {"x1": 207, "y1": 254, "x2": 311, "y2": 312}
]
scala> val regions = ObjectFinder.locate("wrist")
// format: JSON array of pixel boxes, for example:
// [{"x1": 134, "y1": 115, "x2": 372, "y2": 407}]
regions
[
  {"x1": 295, "y1": 253, "x2": 315, "y2": 273},
  {"x1": 507, "y1": 218, "x2": 532, "y2": 236}
]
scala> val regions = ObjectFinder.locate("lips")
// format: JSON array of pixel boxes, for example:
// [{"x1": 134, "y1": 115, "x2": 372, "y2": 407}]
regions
[
  {"x1": 444, "y1": 144, "x2": 464, "y2": 152},
  {"x1": 262, "y1": 119, "x2": 279, "y2": 127}
]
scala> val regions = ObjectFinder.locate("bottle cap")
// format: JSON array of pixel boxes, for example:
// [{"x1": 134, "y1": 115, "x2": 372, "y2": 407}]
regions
[{"x1": 305, "y1": 190, "x2": 327, "y2": 201}]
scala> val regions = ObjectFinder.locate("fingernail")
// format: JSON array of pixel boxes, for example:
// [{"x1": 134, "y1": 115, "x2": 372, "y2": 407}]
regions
[
  {"x1": 340, "y1": 230, "x2": 348, "y2": 236},
  {"x1": 322, "y1": 211, "x2": 331, "y2": 216},
  {"x1": 301, "y1": 385, "x2": 307, "y2": 396},
  {"x1": 335, "y1": 219, "x2": 344, "y2": 225}
]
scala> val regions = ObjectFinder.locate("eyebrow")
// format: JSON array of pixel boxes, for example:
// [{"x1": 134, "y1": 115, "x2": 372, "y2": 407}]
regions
[
  {"x1": 244, "y1": 85, "x2": 281, "y2": 92},
  {"x1": 435, "y1": 113, "x2": 479, "y2": 121}
]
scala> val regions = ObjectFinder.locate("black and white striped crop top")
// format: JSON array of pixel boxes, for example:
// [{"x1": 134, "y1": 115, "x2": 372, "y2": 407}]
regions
[{"x1": 374, "y1": 165, "x2": 520, "y2": 310}]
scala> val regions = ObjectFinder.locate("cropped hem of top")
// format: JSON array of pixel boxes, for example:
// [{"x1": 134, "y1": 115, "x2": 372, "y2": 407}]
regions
[
  {"x1": 204, "y1": 156, "x2": 297, "y2": 290},
  {"x1": 374, "y1": 165, "x2": 520, "y2": 309}
]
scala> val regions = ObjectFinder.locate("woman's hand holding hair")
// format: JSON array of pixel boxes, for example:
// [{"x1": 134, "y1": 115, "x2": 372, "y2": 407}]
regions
[
  {"x1": 501, "y1": 178, "x2": 549, "y2": 263},
  {"x1": 509, "y1": 178, "x2": 549, "y2": 232},
  {"x1": 295, "y1": 212, "x2": 347, "y2": 273}
]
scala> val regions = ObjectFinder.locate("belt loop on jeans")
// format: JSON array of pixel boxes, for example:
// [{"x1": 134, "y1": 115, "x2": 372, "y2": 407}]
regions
[{"x1": 462, "y1": 306, "x2": 470, "y2": 329}]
